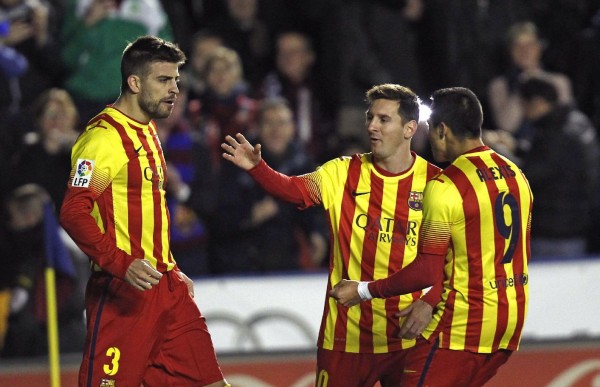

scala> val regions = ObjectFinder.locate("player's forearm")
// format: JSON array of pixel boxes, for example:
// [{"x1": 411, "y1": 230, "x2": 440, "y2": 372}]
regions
[
  {"x1": 247, "y1": 159, "x2": 313, "y2": 207},
  {"x1": 420, "y1": 274, "x2": 444, "y2": 308},
  {"x1": 368, "y1": 252, "x2": 445, "y2": 299},
  {"x1": 59, "y1": 190, "x2": 134, "y2": 279}
]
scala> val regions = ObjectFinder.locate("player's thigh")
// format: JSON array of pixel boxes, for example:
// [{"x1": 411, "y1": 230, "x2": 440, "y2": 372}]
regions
[
  {"x1": 377, "y1": 349, "x2": 411, "y2": 387},
  {"x1": 144, "y1": 277, "x2": 224, "y2": 387},
  {"x1": 317, "y1": 348, "x2": 394, "y2": 387},
  {"x1": 79, "y1": 275, "x2": 161, "y2": 387},
  {"x1": 316, "y1": 349, "x2": 411, "y2": 387},
  {"x1": 401, "y1": 337, "x2": 481, "y2": 387},
  {"x1": 468, "y1": 350, "x2": 512, "y2": 387},
  {"x1": 143, "y1": 322, "x2": 225, "y2": 387}
]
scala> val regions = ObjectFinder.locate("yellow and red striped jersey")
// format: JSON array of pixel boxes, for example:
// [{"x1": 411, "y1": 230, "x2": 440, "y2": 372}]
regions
[
  {"x1": 296, "y1": 153, "x2": 440, "y2": 353},
  {"x1": 420, "y1": 146, "x2": 532, "y2": 353},
  {"x1": 60, "y1": 106, "x2": 175, "y2": 278}
]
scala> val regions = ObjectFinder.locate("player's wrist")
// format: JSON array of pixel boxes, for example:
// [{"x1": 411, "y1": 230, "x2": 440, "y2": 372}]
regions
[{"x1": 357, "y1": 281, "x2": 373, "y2": 301}]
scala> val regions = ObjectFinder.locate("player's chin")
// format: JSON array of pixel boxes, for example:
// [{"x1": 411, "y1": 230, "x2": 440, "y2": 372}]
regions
[{"x1": 155, "y1": 106, "x2": 174, "y2": 119}]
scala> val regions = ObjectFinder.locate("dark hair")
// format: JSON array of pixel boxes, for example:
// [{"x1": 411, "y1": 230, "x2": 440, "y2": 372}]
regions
[
  {"x1": 365, "y1": 84, "x2": 420, "y2": 124},
  {"x1": 429, "y1": 87, "x2": 483, "y2": 139},
  {"x1": 258, "y1": 97, "x2": 292, "y2": 124},
  {"x1": 518, "y1": 76, "x2": 559, "y2": 104},
  {"x1": 31, "y1": 88, "x2": 79, "y2": 128},
  {"x1": 120, "y1": 36, "x2": 186, "y2": 93}
]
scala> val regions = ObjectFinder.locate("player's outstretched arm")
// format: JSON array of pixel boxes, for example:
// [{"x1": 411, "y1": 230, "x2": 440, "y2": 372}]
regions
[{"x1": 222, "y1": 133, "x2": 262, "y2": 171}]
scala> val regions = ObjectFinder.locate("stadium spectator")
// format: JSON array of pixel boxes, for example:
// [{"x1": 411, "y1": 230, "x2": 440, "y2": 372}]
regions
[
  {"x1": 261, "y1": 30, "x2": 334, "y2": 163},
  {"x1": 207, "y1": 97, "x2": 327, "y2": 274},
  {"x1": 204, "y1": 0, "x2": 272, "y2": 88},
  {"x1": 334, "y1": 0, "x2": 424, "y2": 151},
  {"x1": 573, "y1": 7, "x2": 600, "y2": 131},
  {"x1": 518, "y1": 76, "x2": 600, "y2": 257},
  {"x1": 192, "y1": 46, "x2": 258, "y2": 170},
  {"x1": 8, "y1": 88, "x2": 79, "y2": 212},
  {"x1": 418, "y1": 0, "x2": 528, "y2": 128},
  {"x1": 181, "y1": 29, "x2": 224, "y2": 104},
  {"x1": 0, "y1": 184, "x2": 84, "y2": 358},
  {"x1": 155, "y1": 86, "x2": 210, "y2": 277},
  {"x1": 60, "y1": 0, "x2": 174, "y2": 124},
  {"x1": 0, "y1": 0, "x2": 64, "y2": 114},
  {"x1": 487, "y1": 21, "x2": 573, "y2": 135}
]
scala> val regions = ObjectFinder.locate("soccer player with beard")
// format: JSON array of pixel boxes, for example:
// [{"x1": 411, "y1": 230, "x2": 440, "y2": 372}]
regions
[{"x1": 60, "y1": 36, "x2": 229, "y2": 387}]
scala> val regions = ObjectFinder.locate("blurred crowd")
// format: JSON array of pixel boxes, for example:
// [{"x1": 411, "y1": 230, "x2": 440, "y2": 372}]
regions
[{"x1": 1, "y1": 0, "x2": 600, "y2": 357}]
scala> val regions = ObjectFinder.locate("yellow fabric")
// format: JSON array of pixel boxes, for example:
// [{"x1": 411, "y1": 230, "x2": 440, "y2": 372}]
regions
[
  {"x1": 300, "y1": 153, "x2": 438, "y2": 353},
  {"x1": 420, "y1": 148, "x2": 532, "y2": 352},
  {"x1": 70, "y1": 107, "x2": 175, "y2": 271}
]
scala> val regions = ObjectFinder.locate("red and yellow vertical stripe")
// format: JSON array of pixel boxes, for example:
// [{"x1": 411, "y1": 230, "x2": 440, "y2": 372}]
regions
[
  {"x1": 420, "y1": 147, "x2": 532, "y2": 353},
  {"x1": 312, "y1": 153, "x2": 440, "y2": 353}
]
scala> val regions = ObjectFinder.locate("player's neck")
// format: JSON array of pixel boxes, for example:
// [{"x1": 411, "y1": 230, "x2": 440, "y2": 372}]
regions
[
  {"x1": 375, "y1": 150, "x2": 414, "y2": 175},
  {"x1": 452, "y1": 138, "x2": 485, "y2": 160},
  {"x1": 113, "y1": 95, "x2": 151, "y2": 124}
]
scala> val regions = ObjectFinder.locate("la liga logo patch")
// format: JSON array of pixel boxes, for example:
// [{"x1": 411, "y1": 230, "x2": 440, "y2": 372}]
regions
[{"x1": 72, "y1": 159, "x2": 94, "y2": 187}]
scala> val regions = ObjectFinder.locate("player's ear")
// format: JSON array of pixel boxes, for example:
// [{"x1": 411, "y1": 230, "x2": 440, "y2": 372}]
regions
[
  {"x1": 404, "y1": 119, "x2": 418, "y2": 139},
  {"x1": 438, "y1": 123, "x2": 449, "y2": 139},
  {"x1": 127, "y1": 75, "x2": 141, "y2": 93}
]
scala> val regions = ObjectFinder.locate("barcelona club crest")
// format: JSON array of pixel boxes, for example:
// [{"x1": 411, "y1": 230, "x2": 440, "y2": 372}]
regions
[{"x1": 408, "y1": 191, "x2": 423, "y2": 211}]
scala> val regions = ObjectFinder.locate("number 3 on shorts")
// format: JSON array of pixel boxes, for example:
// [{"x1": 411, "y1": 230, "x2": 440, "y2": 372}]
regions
[{"x1": 103, "y1": 347, "x2": 121, "y2": 376}]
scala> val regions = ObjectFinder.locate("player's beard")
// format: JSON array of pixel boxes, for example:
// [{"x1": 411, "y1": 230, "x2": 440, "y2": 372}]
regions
[{"x1": 139, "y1": 92, "x2": 173, "y2": 119}]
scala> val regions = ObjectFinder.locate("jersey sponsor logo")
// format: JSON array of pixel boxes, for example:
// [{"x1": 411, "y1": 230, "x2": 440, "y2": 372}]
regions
[
  {"x1": 99, "y1": 379, "x2": 115, "y2": 387},
  {"x1": 72, "y1": 159, "x2": 94, "y2": 188},
  {"x1": 408, "y1": 191, "x2": 424, "y2": 211},
  {"x1": 490, "y1": 273, "x2": 528, "y2": 289},
  {"x1": 134, "y1": 145, "x2": 143, "y2": 153},
  {"x1": 355, "y1": 214, "x2": 418, "y2": 246},
  {"x1": 143, "y1": 165, "x2": 164, "y2": 190},
  {"x1": 351, "y1": 190, "x2": 370, "y2": 197}
]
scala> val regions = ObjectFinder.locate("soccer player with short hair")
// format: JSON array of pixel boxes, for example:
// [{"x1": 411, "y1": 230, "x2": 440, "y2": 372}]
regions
[
  {"x1": 222, "y1": 84, "x2": 442, "y2": 386},
  {"x1": 331, "y1": 87, "x2": 533, "y2": 386},
  {"x1": 59, "y1": 36, "x2": 229, "y2": 387}
]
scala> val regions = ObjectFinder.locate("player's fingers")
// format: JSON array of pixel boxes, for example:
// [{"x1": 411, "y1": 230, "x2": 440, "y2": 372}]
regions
[
  {"x1": 235, "y1": 133, "x2": 247, "y2": 143},
  {"x1": 134, "y1": 277, "x2": 152, "y2": 291},
  {"x1": 223, "y1": 135, "x2": 238, "y2": 147}
]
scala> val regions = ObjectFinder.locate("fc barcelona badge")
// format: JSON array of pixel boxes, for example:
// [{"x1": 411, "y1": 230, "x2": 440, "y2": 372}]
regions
[{"x1": 408, "y1": 191, "x2": 423, "y2": 211}]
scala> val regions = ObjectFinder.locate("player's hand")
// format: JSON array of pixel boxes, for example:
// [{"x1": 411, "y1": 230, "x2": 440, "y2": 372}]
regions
[
  {"x1": 221, "y1": 133, "x2": 262, "y2": 170},
  {"x1": 329, "y1": 279, "x2": 362, "y2": 307},
  {"x1": 175, "y1": 270, "x2": 195, "y2": 298},
  {"x1": 396, "y1": 299, "x2": 433, "y2": 339},
  {"x1": 125, "y1": 259, "x2": 162, "y2": 291}
]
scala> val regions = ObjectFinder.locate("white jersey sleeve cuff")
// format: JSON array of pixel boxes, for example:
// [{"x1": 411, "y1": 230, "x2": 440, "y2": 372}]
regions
[{"x1": 357, "y1": 281, "x2": 373, "y2": 301}]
